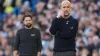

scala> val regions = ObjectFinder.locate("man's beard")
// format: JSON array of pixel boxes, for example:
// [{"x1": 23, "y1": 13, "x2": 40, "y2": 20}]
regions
[
  {"x1": 64, "y1": 12, "x2": 70, "y2": 17},
  {"x1": 64, "y1": 14, "x2": 69, "y2": 17},
  {"x1": 25, "y1": 24, "x2": 32, "y2": 28}
]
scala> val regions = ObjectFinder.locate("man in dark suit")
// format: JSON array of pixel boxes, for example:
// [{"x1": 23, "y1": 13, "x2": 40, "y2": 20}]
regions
[{"x1": 49, "y1": 0, "x2": 79, "y2": 56}]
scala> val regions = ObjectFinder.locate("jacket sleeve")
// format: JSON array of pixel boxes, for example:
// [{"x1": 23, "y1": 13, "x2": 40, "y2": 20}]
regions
[
  {"x1": 37, "y1": 30, "x2": 42, "y2": 52},
  {"x1": 14, "y1": 30, "x2": 20, "y2": 51},
  {"x1": 49, "y1": 18, "x2": 58, "y2": 35}
]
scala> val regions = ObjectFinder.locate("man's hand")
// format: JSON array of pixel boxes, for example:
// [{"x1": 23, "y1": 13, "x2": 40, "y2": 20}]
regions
[
  {"x1": 13, "y1": 50, "x2": 19, "y2": 56},
  {"x1": 37, "y1": 52, "x2": 41, "y2": 56},
  {"x1": 57, "y1": 11, "x2": 64, "y2": 18}
]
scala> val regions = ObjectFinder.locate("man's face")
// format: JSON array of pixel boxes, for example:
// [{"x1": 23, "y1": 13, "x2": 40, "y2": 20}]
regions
[
  {"x1": 61, "y1": 1, "x2": 71, "y2": 16},
  {"x1": 23, "y1": 17, "x2": 33, "y2": 28}
]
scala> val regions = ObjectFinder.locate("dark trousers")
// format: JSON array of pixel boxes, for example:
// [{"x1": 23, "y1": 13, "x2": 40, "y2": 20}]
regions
[
  {"x1": 19, "y1": 55, "x2": 34, "y2": 56},
  {"x1": 53, "y1": 51, "x2": 76, "y2": 56},
  {"x1": 19, "y1": 54, "x2": 37, "y2": 56}
]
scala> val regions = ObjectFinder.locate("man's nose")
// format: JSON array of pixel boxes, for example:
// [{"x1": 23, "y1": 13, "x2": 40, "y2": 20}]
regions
[{"x1": 64, "y1": 8, "x2": 67, "y2": 10}]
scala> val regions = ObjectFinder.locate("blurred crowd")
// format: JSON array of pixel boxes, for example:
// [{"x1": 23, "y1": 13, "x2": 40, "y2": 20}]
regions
[{"x1": 0, "y1": 0, "x2": 100, "y2": 56}]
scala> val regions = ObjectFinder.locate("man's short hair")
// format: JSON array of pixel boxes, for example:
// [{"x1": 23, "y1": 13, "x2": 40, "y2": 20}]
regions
[{"x1": 22, "y1": 14, "x2": 32, "y2": 21}]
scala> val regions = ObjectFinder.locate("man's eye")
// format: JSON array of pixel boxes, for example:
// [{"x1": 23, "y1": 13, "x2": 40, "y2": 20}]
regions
[
  {"x1": 67, "y1": 6, "x2": 70, "y2": 8},
  {"x1": 63, "y1": 6, "x2": 70, "y2": 8},
  {"x1": 63, "y1": 7, "x2": 66, "y2": 8}
]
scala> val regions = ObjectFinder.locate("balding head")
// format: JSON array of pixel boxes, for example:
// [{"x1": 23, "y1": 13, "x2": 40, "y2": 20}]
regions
[
  {"x1": 61, "y1": 0, "x2": 71, "y2": 17},
  {"x1": 61, "y1": 0, "x2": 71, "y2": 7}
]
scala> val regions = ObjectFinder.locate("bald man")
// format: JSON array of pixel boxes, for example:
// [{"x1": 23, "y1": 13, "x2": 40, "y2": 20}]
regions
[{"x1": 49, "y1": 0, "x2": 78, "y2": 56}]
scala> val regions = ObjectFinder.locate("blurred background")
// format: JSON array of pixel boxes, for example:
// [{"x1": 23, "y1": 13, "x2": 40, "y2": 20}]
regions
[{"x1": 0, "y1": 0, "x2": 100, "y2": 56}]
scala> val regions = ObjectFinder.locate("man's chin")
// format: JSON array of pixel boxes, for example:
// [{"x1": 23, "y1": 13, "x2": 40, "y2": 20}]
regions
[
  {"x1": 64, "y1": 14, "x2": 69, "y2": 17},
  {"x1": 25, "y1": 25, "x2": 32, "y2": 28}
]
